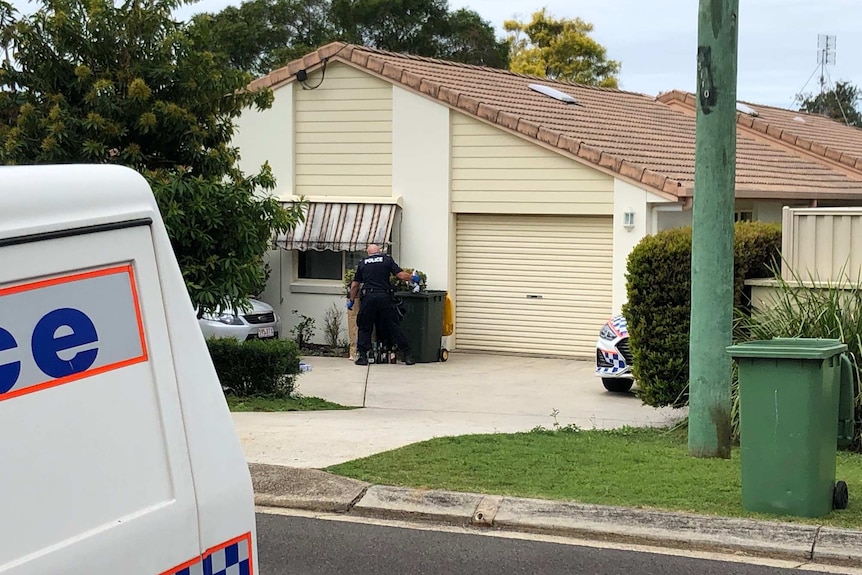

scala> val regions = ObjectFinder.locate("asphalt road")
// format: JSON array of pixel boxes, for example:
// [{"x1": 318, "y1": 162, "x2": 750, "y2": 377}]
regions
[{"x1": 255, "y1": 512, "x2": 837, "y2": 575}]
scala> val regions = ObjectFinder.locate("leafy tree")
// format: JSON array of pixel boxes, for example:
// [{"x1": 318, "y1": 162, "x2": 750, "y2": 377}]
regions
[
  {"x1": 504, "y1": 8, "x2": 620, "y2": 88},
  {"x1": 797, "y1": 80, "x2": 862, "y2": 127},
  {"x1": 438, "y1": 8, "x2": 508, "y2": 68},
  {"x1": 332, "y1": 0, "x2": 508, "y2": 67},
  {"x1": 192, "y1": 0, "x2": 333, "y2": 77},
  {"x1": 331, "y1": 0, "x2": 450, "y2": 54},
  {"x1": 0, "y1": 0, "x2": 305, "y2": 314},
  {"x1": 194, "y1": 0, "x2": 509, "y2": 76},
  {"x1": 0, "y1": 0, "x2": 12, "y2": 66}
]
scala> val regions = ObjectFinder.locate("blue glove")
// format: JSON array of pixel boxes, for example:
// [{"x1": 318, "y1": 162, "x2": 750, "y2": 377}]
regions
[
  {"x1": 411, "y1": 271, "x2": 420, "y2": 284},
  {"x1": 346, "y1": 299, "x2": 354, "y2": 311}
]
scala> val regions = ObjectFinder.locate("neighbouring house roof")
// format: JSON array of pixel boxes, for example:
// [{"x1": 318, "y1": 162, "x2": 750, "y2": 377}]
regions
[
  {"x1": 249, "y1": 42, "x2": 862, "y2": 201},
  {"x1": 659, "y1": 90, "x2": 862, "y2": 172}
]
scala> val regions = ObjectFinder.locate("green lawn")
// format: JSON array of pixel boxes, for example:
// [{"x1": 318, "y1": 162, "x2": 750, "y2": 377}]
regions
[
  {"x1": 326, "y1": 426, "x2": 862, "y2": 529},
  {"x1": 227, "y1": 395, "x2": 353, "y2": 412}
]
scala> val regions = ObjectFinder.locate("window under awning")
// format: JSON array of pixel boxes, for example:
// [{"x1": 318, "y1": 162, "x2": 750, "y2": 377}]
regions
[{"x1": 276, "y1": 202, "x2": 398, "y2": 251}]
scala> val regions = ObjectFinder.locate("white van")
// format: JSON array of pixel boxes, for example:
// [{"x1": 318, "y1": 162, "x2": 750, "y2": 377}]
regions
[{"x1": 1, "y1": 165, "x2": 257, "y2": 575}]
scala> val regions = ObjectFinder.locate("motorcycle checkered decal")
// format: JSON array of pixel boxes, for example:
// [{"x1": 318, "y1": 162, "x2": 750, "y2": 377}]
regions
[{"x1": 163, "y1": 534, "x2": 252, "y2": 575}]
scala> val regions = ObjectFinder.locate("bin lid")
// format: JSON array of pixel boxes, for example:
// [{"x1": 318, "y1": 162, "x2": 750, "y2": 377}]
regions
[
  {"x1": 726, "y1": 337, "x2": 847, "y2": 359},
  {"x1": 395, "y1": 290, "x2": 448, "y2": 299}
]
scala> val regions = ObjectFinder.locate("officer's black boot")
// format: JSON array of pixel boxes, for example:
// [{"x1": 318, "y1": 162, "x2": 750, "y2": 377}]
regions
[
  {"x1": 355, "y1": 351, "x2": 369, "y2": 366},
  {"x1": 403, "y1": 353, "x2": 415, "y2": 366}
]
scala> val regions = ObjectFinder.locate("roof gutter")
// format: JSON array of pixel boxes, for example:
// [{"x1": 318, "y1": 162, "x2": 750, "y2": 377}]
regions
[
  {"x1": 733, "y1": 189, "x2": 862, "y2": 200},
  {"x1": 676, "y1": 187, "x2": 862, "y2": 202}
]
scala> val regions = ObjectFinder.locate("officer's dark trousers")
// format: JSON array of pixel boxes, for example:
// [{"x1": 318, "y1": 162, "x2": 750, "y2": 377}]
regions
[{"x1": 356, "y1": 293, "x2": 410, "y2": 356}]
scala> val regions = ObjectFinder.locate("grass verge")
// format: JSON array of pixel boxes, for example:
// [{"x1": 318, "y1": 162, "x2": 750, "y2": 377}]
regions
[
  {"x1": 227, "y1": 395, "x2": 353, "y2": 412},
  {"x1": 326, "y1": 426, "x2": 862, "y2": 529}
]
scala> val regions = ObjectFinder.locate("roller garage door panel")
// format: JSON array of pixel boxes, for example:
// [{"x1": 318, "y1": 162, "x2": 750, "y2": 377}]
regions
[{"x1": 455, "y1": 214, "x2": 613, "y2": 358}]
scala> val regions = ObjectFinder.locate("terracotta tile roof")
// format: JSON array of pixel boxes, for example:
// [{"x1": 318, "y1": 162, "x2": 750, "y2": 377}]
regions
[
  {"x1": 659, "y1": 90, "x2": 862, "y2": 174},
  {"x1": 250, "y1": 42, "x2": 862, "y2": 200}
]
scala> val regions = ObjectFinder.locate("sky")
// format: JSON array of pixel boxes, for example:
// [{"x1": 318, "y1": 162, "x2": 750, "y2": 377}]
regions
[
  {"x1": 440, "y1": 0, "x2": 862, "y2": 108},
  {"x1": 9, "y1": 0, "x2": 861, "y2": 108}
]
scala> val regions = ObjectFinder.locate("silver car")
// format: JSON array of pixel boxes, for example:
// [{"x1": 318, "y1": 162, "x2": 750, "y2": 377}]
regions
[{"x1": 198, "y1": 298, "x2": 281, "y2": 342}]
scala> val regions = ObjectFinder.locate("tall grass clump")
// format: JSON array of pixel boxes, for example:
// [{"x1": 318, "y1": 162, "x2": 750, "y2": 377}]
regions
[{"x1": 733, "y1": 261, "x2": 862, "y2": 450}]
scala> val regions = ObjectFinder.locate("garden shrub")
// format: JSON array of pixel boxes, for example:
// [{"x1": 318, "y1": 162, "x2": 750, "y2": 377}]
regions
[
  {"x1": 622, "y1": 227, "x2": 692, "y2": 407},
  {"x1": 733, "y1": 222, "x2": 785, "y2": 314},
  {"x1": 622, "y1": 222, "x2": 781, "y2": 408},
  {"x1": 206, "y1": 337, "x2": 301, "y2": 398}
]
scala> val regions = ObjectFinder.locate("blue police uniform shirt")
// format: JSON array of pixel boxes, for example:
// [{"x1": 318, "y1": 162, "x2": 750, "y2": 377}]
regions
[{"x1": 354, "y1": 253, "x2": 402, "y2": 292}]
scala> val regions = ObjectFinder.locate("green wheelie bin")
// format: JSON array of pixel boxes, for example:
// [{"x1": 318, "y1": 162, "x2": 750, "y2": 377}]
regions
[
  {"x1": 395, "y1": 290, "x2": 447, "y2": 363},
  {"x1": 727, "y1": 338, "x2": 856, "y2": 518}
]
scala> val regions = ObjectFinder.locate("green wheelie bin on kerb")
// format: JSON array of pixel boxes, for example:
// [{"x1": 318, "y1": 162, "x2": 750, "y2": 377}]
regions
[{"x1": 727, "y1": 338, "x2": 856, "y2": 518}]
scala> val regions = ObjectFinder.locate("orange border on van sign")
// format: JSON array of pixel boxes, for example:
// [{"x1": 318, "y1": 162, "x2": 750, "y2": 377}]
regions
[
  {"x1": 159, "y1": 532, "x2": 255, "y2": 575},
  {"x1": 0, "y1": 264, "x2": 148, "y2": 403}
]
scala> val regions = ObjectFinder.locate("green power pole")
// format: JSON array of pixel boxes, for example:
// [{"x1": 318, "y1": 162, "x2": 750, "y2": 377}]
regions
[{"x1": 689, "y1": 0, "x2": 740, "y2": 459}]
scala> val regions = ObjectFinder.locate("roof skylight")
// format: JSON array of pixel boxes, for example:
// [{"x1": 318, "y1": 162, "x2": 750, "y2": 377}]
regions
[
  {"x1": 529, "y1": 84, "x2": 577, "y2": 104},
  {"x1": 736, "y1": 102, "x2": 759, "y2": 117}
]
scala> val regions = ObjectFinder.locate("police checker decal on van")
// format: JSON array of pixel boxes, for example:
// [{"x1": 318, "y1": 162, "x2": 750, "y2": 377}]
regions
[
  {"x1": 0, "y1": 264, "x2": 147, "y2": 401},
  {"x1": 161, "y1": 533, "x2": 253, "y2": 575}
]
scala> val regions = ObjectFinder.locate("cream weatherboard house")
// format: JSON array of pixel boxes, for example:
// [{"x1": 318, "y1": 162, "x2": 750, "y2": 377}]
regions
[{"x1": 232, "y1": 42, "x2": 862, "y2": 359}]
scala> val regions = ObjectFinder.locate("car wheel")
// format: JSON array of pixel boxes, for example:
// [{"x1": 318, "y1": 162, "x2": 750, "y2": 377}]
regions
[{"x1": 602, "y1": 378, "x2": 633, "y2": 393}]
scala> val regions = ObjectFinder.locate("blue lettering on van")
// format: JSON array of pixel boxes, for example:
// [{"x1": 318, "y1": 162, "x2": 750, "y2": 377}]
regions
[
  {"x1": 32, "y1": 308, "x2": 99, "y2": 379},
  {"x1": 0, "y1": 327, "x2": 21, "y2": 394},
  {"x1": 0, "y1": 307, "x2": 99, "y2": 393}
]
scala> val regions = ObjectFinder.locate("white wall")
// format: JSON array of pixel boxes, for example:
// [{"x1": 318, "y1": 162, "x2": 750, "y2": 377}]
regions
[
  {"x1": 754, "y1": 201, "x2": 783, "y2": 223},
  {"x1": 654, "y1": 200, "x2": 797, "y2": 232},
  {"x1": 259, "y1": 248, "x2": 283, "y2": 307},
  {"x1": 259, "y1": 248, "x2": 348, "y2": 345},
  {"x1": 656, "y1": 208, "x2": 691, "y2": 231},
  {"x1": 254, "y1": 85, "x2": 453, "y2": 346},
  {"x1": 392, "y1": 86, "x2": 451, "y2": 290},
  {"x1": 232, "y1": 83, "x2": 324, "y2": 342},
  {"x1": 754, "y1": 200, "x2": 802, "y2": 223},
  {"x1": 612, "y1": 180, "x2": 671, "y2": 314},
  {"x1": 233, "y1": 82, "x2": 294, "y2": 199}
]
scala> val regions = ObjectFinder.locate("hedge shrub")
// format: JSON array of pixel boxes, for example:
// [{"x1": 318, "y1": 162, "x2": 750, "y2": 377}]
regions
[
  {"x1": 622, "y1": 222, "x2": 781, "y2": 408},
  {"x1": 206, "y1": 337, "x2": 301, "y2": 398}
]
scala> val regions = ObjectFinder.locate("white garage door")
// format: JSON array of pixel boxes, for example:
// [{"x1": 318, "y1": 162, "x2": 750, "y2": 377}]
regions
[{"x1": 455, "y1": 214, "x2": 613, "y2": 358}]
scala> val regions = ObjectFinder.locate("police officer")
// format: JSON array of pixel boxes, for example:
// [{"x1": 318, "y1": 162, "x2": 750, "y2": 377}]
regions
[{"x1": 347, "y1": 244, "x2": 416, "y2": 366}]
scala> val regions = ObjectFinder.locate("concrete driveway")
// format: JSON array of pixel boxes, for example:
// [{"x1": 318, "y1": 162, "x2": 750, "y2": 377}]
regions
[{"x1": 232, "y1": 352, "x2": 685, "y2": 469}]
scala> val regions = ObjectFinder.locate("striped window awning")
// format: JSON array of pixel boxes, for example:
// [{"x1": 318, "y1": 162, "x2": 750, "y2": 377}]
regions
[{"x1": 276, "y1": 202, "x2": 398, "y2": 251}]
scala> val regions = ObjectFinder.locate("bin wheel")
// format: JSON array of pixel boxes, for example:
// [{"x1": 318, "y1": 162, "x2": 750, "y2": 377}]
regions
[
  {"x1": 833, "y1": 480, "x2": 849, "y2": 510},
  {"x1": 439, "y1": 348, "x2": 449, "y2": 362}
]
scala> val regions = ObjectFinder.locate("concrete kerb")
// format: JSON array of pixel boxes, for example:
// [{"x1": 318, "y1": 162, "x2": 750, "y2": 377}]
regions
[
  {"x1": 814, "y1": 527, "x2": 862, "y2": 566},
  {"x1": 353, "y1": 485, "x2": 486, "y2": 524},
  {"x1": 492, "y1": 498, "x2": 818, "y2": 563},
  {"x1": 250, "y1": 465, "x2": 862, "y2": 567},
  {"x1": 249, "y1": 463, "x2": 370, "y2": 513}
]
